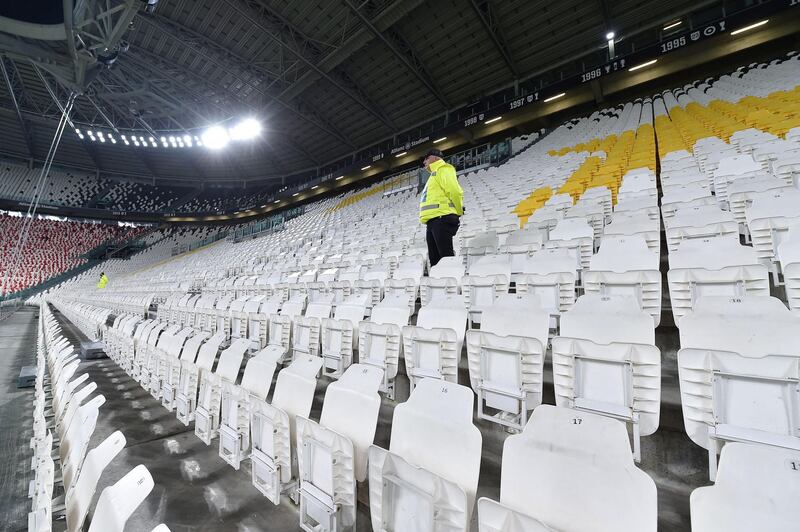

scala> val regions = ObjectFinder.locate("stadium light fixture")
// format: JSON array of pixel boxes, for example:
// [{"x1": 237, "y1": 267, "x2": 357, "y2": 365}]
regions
[
  {"x1": 361, "y1": 165, "x2": 371, "y2": 171},
  {"x1": 311, "y1": 185, "x2": 319, "y2": 190},
  {"x1": 730, "y1": 19, "x2": 768, "y2": 36},
  {"x1": 484, "y1": 116, "x2": 502, "y2": 124},
  {"x1": 629, "y1": 59, "x2": 658, "y2": 72},
  {"x1": 395, "y1": 151, "x2": 407, "y2": 157},
  {"x1": 433, "y1": 137, "x2": 447, "y2": 144},
  {"x1": 229, "y1": 118, "x2": 262, "y2": 141},
  {"x1": 335, "y1": 175, "x2": 345, "y2": 180},
  {"x1": 201, "y1": 126, "x2": 230, "y2": 150},
  {"x1": 663, "y1": 20, "x2": 682, "y2": 30},
  {"x1": 544, "y1": 92, "x2": 566, "y2": 103},
  {"x1": 292, "y1": 192, "x2": 300, "y2": 197},
  {"x1": 274, "y1": 199, "x2": 281, "y2": 204},
  {"x1": 606, "y1": 32, "x2": 616, "y2": 58}
]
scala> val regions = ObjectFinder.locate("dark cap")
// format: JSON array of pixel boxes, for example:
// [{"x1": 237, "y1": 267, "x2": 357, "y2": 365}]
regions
[{"x1": 423, "y1": 148, "x2": 443, "y2": 161}]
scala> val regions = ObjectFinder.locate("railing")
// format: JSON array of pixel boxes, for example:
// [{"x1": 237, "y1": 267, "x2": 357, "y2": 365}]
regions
[
  {"x1": 447, "y1": 140, "x2": 511, "y2": 173},
  {"x1": 0, "y1": 297, "x2": 23, "y2": 320},
  {"x1": 231, "y1": 206, "x2": 306, "y2": 242},
  {"x1": 171, "y1": 229, "x2": 231, "y2": 256}
]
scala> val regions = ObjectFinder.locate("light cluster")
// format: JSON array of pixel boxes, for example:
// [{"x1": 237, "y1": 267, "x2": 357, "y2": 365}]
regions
[
  {"x1": 72, "y1": 117, "x2": 262, "y2": 151},
  {"x1": 75, "y1": 129, "x2": 204, "y2": 149}
]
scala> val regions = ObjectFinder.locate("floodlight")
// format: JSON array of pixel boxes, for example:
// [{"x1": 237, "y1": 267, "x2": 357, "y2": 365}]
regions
[
  {"x1": 202, "y1": 126, "x2": 230, "y2": 149},
  {"x1": 230, "y1": 118, "x2": 262, "y2": 140}
]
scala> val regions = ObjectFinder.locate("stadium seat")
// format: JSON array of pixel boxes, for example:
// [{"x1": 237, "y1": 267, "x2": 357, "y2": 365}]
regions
[
  {"x1": 403, "y1": 294, "x2": 468, "y2": 391},
  {"x1": 690, "y1": 443, "x2": 800, "y2": 532},
  {"x1": 369, "y1": 379, "x2": 482, "y2": 531},
  {"x1": 477, "y1": 405, "x2": 657, "y2": 532},
  {"x1": 466, "y1": 294, "x2": 549, "y2": 430},
  {"x1": 296, "y1": 364, "x2": 383, "y2": 530}
]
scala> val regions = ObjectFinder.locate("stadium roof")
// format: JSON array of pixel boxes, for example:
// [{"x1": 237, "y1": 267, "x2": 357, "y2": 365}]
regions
[{"x1": 0, "y1": 0, "x2": 742, "y2": 186}]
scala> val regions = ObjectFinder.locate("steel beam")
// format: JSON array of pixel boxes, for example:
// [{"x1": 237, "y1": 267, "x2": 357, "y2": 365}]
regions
[
  {"x1": 119, "y1": 49, "x2": 324, "y2": 168},
  {"x1": 129, "y1": 18, "x2": 356, "y2": 148},
  {"x1": 270, "y1": 0, "x2": 424, "y2": 105},
  {"x1": 343, "y1": 0, "x2": 449, "y2": 109},
  {"x1": 468, "y1": 0, "x2": 519, "y2": 78},
  {"x1": 223, "y1": 0, "x2": 397, "y2": 131},
  {"x1": 0, "y1": 58, "x2": 35, "y2": 158}
]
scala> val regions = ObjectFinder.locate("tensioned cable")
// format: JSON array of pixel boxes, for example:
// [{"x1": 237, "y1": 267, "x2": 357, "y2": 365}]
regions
[{"x1": 0, "y1": 92, "x2": 76, "y2": 300}]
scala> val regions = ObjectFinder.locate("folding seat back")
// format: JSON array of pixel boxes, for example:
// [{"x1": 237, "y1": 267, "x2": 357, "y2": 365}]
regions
[
  {"x1": 219, "y1": 346, "x2": 283, "y2": 469},
  {"x1": 745, "y1": 188, "x2": 800, "y2": 264},
  {"x1": 515, "y1": 248, "x2": 577, "y2": 327},
  {"x1": 661, "y1": 188, "x2": 717, "y2": 219},
  {"x1": 552, "y1": 301, "x2": 661, "y2": 461},
  {"x1": 175, "y1": 332, "x2": 226, "y2": 425},
  {"x1": 713, "y1": 154, "x2": 765, "y2": 205},
  {"x1": 228, "y1": 296, "x2": 252, "y2": 339},
  {"x1": 778, "y1": 227, "x2": 800, "y2": 310},
  {"x1": 328, "y1": 280, "x2": 352, "y2": 305},
  {"x1": 293, "y1": 297, "x2": 333, "y2": 359},
  {"x1": 477, "y1": 405, "x2": 657, "y2": 532},
  {"x1": 317, "y1": 267, "x2": 339, "y2": 284},
  {"x1": 546, "y1": 217, "x2": 593, "y2": 271},
  {"x1": 677, "y1": 296, "x2": 800, "y2": 478},
  {"x1": 65, "y1": 431, "x2": 126, "y2": 531},
  {"x1": 728, "y1": 175, "x2": 792, "y2": 227},
  {"x1": 665, "y1": 206, "x2": 739, "y2": 252},
  {"x1": 87, "y1": 465, "x2": 154, "y2": 532},
  {"x1": 552, "y1": 296, "x2": 661, "y2": 461},
  {"x1": 247, "y1": 294, "x2": 283, "y2": 349},
  {"x1": 161, "y1": 331, "x2": 211, "y2": 410},
  {"x1": 678, "y1": 345, "x2": 800, "y2": 479},
  {"x1": 320, "y1": 294, "x2": 369, "y2": 378},
  {"x1": 500, "y1": 229, "x2": 545, "y2": 275},
  {"x1": 210, "y1": 295, "x2": 232, "y2": 334},
  {"x1": 690, "y1": 443, "x2": 800, "y2": 532},
  {"x1": 566, "y1": 202, "x2": 605, "y2": 243},
  {"x1": 403, "y1": 295, "x2": 468, "y2": 390},
  {"x1": 585, "y1": 236, "x2": 662, "y2": 325},
  {"x1": 466, "y1": 295, "x2": 549, "y2": 430},
  {"x1": 461, "y1": 256, "x2": 511, "y2": 325},
  {"x1": 250, "y1": 356, "x2": 324, "y2": 504},
  {"x1": 464, "y1": 231, "x2": 499, "y2": 268},
  {"x1": 369, "y1": 379, "x2": 481, "y2": 531},
  {"x1": 603, "y1": 214, "x2": 660, "y2": 256},
  {"x1": 61, "y1": 395, "x2": 106, "y2": 490},
  {"x1": 359, "y1": 299, "x2": 410, "y2": 398},
  {"x1": 667, "y1": 238, "x2": 769, "y2": 322},
  {"x1": 56, "y1": 381, "x2": 97, "y2": 436},
  {"x1": 296, "y1": 364, "x2": 383, "y2": 531}
]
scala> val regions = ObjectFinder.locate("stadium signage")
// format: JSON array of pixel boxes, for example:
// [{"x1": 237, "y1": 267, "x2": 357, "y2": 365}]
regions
[{"x1": 365, "y1": 0, "x2": 791, "y2": 175}]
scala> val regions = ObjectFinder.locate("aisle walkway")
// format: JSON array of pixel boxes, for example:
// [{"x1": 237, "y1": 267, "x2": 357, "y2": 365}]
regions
[{"x1": 0, "y1": 306, "x2": 39, "y2": 532}]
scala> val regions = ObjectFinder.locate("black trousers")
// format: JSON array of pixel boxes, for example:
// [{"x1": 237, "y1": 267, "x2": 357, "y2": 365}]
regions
[{"x1": 426, "y1": 214, "x2": 460, "y2": 267}]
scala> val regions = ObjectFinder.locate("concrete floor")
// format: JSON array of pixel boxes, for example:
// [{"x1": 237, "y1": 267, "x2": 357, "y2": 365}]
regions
[
  {"x1": 42, "y1": 300, "x2": 706, "y2": 532},
  {"x1": 0, "y1": 306, "x2": 39, "y2": 532}
]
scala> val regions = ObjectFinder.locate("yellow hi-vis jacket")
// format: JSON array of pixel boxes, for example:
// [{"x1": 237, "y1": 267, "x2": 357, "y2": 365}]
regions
[
  {"x1": 97, "y1": 274, "x2": 108, "y2": 289},
  {"x1": 419, "y1": 159, "x2": 463, "y2": 224}
]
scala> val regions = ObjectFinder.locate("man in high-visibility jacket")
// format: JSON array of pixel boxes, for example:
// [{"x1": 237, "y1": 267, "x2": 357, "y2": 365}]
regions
[
  {"x1": 419, "y1": 149, "x2": 463, "y2": 266},
  {"x1": 97, "y1": 272, "x2": 108, "y2": 289}
]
